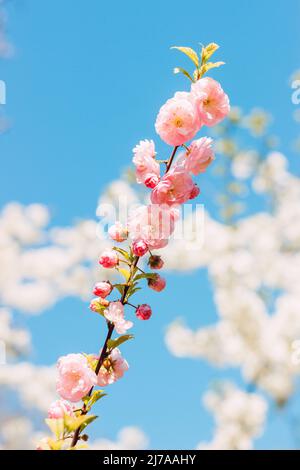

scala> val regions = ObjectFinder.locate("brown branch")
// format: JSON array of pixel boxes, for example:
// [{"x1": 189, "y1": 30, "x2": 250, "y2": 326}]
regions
[{"x1": 70, "y1": 146, "x2": 179, "y2": 448}]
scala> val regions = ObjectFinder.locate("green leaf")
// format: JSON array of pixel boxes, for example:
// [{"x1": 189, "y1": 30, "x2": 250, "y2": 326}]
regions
[
  {"x1": 113, "y1": 247, "x2": 130, "y2": 260},
  {"x1": 201, "y1": 43, "x2": 220, "y2": 63},
  {"x1": 113, "y1": 283, "x2": 125, "y2": 296},
  {"x1": 107, "y1": 334, "x2": 134, "y2": 350},
  {"x1": 127, "y1": 285, "x2": 141, "y2": 298},
  {"x1": 82, "y1": 390, "x2": 107, "y2": 411},
  {"x1": 117, "y1": 268, "x2": 131, "y2": 281},
  {"x1": 76, "y1": 415, "x2": 98, "y2": 434},
  {"x1": 200, "y1": 61, "x2": 225, "y2": 76},
  {"x1": 173, "y1": 67, "x2": 194, "y2": 82},
  {"x1": 134, "y1": 272, "x2": 157, "y2": 282},
  {"x1": 64, "y1": 414, "x2": 98, "y2": 433},
  {"x1": 171, "y1": 46, "x2": 199, "y2": 67}
]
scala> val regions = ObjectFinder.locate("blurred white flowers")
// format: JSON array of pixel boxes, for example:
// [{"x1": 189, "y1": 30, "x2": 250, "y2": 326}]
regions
[
  {"x1": 198, "y1": 383, "x2": 267, "y2": 450},
  {"x1": 165, "y1": 151, "x2": 300, "y2": 407},
  {"x1": 0, "y1": 202, "x2": 112, "y2": 314}
]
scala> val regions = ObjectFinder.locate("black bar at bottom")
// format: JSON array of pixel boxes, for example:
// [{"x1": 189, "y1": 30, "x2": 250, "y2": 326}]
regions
[{"x1": 1, "y1": 449, "x2": 300, "y2": 466}]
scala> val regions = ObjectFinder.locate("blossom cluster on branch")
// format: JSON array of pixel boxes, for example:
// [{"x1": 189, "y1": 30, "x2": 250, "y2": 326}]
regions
[{"x1": 38, "y1": 43, "x2": 230, "y2": 450}]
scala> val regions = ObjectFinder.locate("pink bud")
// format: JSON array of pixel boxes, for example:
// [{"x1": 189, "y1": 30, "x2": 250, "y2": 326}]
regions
[
  {"x1": 132, "y1": 240, "x2": 149, "y2": 257},
  {"x1": 136, "y1": 304, "x2": 152, "y2": 320},
  {"x1": 189, "y1": 184, "x2": 200, "y2": 200},
  {"x1": 144, "y1": 175, "x2": 160, "y2": 189},
  {"x1": 48, "y1": 400, "x2": 74, "y2": 419},
  {"x1": 93, "y1": 281, "x2": 113, "y2": 298},
  {"x1": 148, "y1": 274, "x2": 166, "y2": 292},
  {"x1": 108, "y1": 222, "x2": 128, "y2": 242},
  {"x1": 90, "y1": 297, "x2": 110, "y2": 312},
  {"x1": 99, "y1": 250, "x2": 119, "y2": 268},
  {"x1": 148, "y1": 255, "x2": 164, "y2": 270}
]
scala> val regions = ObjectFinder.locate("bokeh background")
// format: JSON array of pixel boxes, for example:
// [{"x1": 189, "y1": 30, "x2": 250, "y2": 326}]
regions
[{"x1": 0, "y1": 0, "x2": 300, "y2": 449}]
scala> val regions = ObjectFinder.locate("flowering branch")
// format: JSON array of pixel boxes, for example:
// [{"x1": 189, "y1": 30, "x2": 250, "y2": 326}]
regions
[{"x1": 38, "y1": 43, "x2": 230, "y2": 450}]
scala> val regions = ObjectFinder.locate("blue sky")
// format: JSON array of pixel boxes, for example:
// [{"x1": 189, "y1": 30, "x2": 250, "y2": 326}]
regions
[{"x1": 1, "y1": 0, "x2": 300, "y2": 449}]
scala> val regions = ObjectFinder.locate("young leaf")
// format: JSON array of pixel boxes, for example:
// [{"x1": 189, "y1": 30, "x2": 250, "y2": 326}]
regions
[
  {"x1": 79, "y1": 414, "x2": 98, "y2": 432},
  {"x1": 171, "y1": 46, "x2": 199, "y2": 67},
  {"x1": 117, "y1": 268, "x2": 131, "y2": 281},
  {"x1": 107, "y1": 334, "x2": 134, "y2": 350},
  {"x1": 134, "y1": 272, "x2": 157, "y2": 282},
  {"x1": 64, "y1": 414, "x2": 98, "y2": 433},
  {"x1": 82, "y1": 390, "x2": 107, "y2": 411},
  {"x1": 113, "y1": 247, "x2": 130, "y2": 260},
  {"x1": 173, "y1": 67, "x2": 194, "y2": 82},
  {"x1": 45, "y1": 418, "x2": 65, "y2": 440},
  {"x1": 113, "y1": 283, "x2": 125, "y2": 296},
  {"x1": 201, "y1": 43, "x2": 220, "y2": 63},
  {"x1": 127, "y1": 285, "x2": 141, "y2": 298},
  {"x1": 200, "y1": 61, "x2": 225, "y2": 76}
]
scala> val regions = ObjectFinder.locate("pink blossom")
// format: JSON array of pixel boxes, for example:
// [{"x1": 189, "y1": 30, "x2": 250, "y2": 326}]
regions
[
  {"x1": 148, "y1": 255, "x2": 164, "y2": 270},
  {"x1": 104, "y1": 301, "x2": 133, "y2": 334},
  {"x1": 108, "y1": 222, "x2": 128, "y2": 242},
  {"x1": 132, "y1": 140, "x2": 160, "y2": 186},
  {"x1": 184, "y1": 137, "x2": 215, "y2": 175},
  {"x1": 191, "y1": 77, "x2": 230, "y2": 127},
  {"x1": 148, "y1": 275, "x2": 166, "y2": 292},
  {"x1": 97, "y1": 348, "x2": 129, "y2": 386},
  {"x1": 48, "y1": 400, "x2": 74, "y2": 419},
  {"x1": 132, "y1": 239, "x2": 149, "y2": 257},
  {"x1": 155, "y1": 92, "x2": 200, "y2": 146},
  {"x1": 93, "y1": 281, "x2": 113, "y2": 298},
  {"x1": 136, "y1": 304, "x2": 152, "y2": 320},
  {"x1": 151, "y1": 168, "x2": 194, "y2": 206},
  {"x1": 128, "y1": 204, "x2": 179, "y2": 250},
  {"x1": 99, "y1": 250, "x2": 119, "y2": 268},
  {"x1": 56, "y1": 354, "x2": 97, "y2": 403}
]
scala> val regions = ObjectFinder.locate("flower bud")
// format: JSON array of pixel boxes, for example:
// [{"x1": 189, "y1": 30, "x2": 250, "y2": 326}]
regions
[
  {"x1": 136, "y1": 304, "x2": 152, "y2": 320},
  {"x1": 89, "y1": 297, "x2": 109, "y2": 312},
  {"x1": 148, "y1": 255, "x2": 164, "y2": 270},
  {"x1": 144, "y1": 175, "x2": 159, "y2": 189},
  {"x1": 48, "y1": 400, "x2": 74, "y2": 419},
  {"x1": 132, "y1": 240, "x2": 149, "y2": 257},
  {"x1": 189, "y1": 183, "x2": 200, "y2": 200},
  {"x1": 93, "y1": 281, "x2": 113, "y2": 298},
  {"x1": 108, "y1": 221, "x2": 128, "y2": 242},
  {"x1": 148, "y1": 274, "x2": 166, "y2": 292},
  {"x1": 99, "y1": 250, "x2": 119, "y2": 268}
]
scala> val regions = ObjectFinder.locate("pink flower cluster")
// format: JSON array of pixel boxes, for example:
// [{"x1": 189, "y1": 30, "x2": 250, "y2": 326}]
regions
[
  {"x1": 131, "y1": 77, "x2": 229, "y2": 215},
  {"x1": 53, "y1": 348, "x2": 129, "y2": 408},
  {"x1": 155, "y1": 77, "x2": 229, "y2": 146}
]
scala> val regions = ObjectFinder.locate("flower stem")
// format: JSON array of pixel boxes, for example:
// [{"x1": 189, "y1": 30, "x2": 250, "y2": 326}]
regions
[
  {"x1": 166, "y1": 146, "x2": 179, "y2": 172},
  {"x1": 70, "y1": 256, "x2": 139, "y2": 448},
  {"x1": 70, "y1": 146, "x2": 178, "y2": 448}
]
